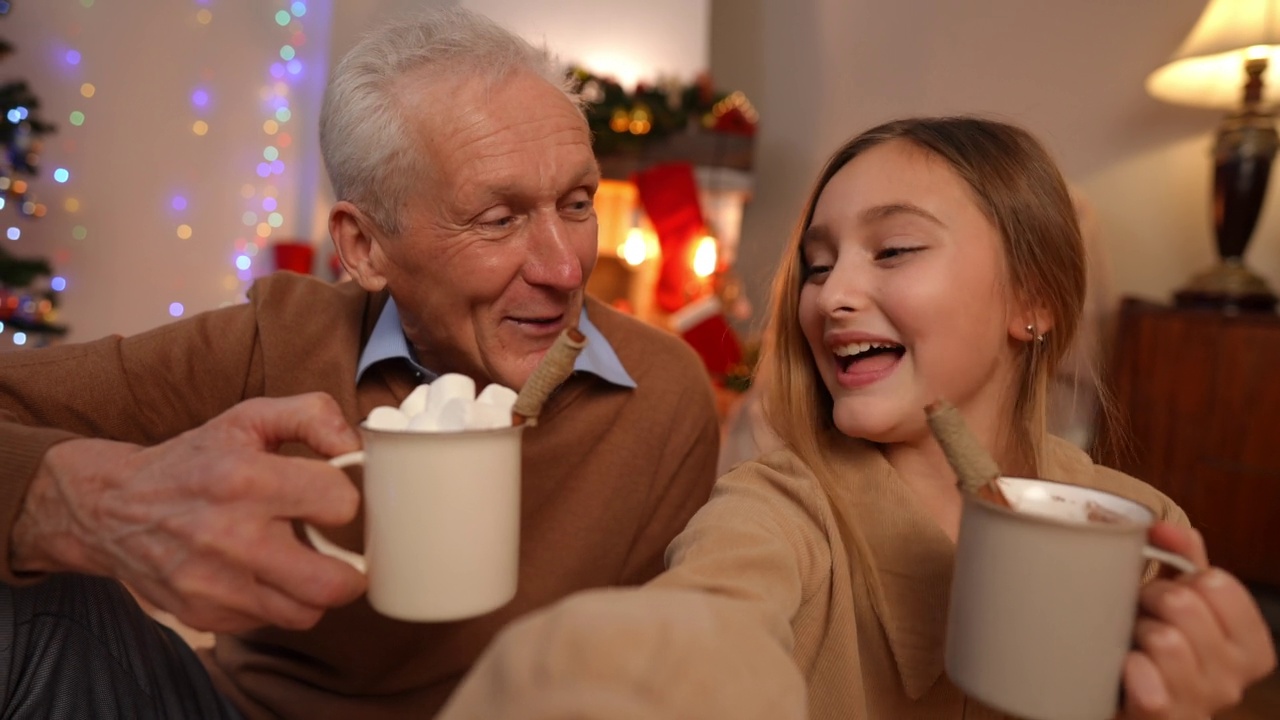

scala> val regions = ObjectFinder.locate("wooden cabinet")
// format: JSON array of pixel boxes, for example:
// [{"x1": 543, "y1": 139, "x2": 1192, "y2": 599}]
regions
[{"x1": 1100, "y1": 298, "x2": 1280, "y2": 590}]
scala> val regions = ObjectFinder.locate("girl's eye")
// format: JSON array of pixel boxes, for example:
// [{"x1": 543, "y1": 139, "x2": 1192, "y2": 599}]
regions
[
  {"x1": 875, "y1": 246, "x2": 922, "y2": 262},
  {"x1": 802, "y1": 263, "x2": 831, "y2": 280}
]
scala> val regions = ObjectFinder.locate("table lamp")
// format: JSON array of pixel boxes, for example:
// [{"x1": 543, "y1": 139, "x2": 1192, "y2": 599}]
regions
[{"x1": 1147, "y1": 0, "x2": 1280, "y2": 312}]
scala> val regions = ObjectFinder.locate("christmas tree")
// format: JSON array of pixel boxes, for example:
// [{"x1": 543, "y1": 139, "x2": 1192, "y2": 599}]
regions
[{"x1": 0, "y1": 0, "x2": 66, "y2": 344}]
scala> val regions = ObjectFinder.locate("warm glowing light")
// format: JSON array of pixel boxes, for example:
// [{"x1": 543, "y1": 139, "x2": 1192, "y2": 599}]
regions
[
  {"x1": 80, "y1": 83, "x2": 95, "y2": 98},
  {"x1": 196, "y1": 8, "x2": 212, "y2": 24},
  {"x1": 619, "y1": 227, "x2": 648, "y2": 266},
  {"x1": 692, "y1": 235, "x2": 718, "y2": 278},
  {"x1": 263, "y1": 119, "x2": 279, "y2": 135},
  {"x1": 192, "y1": 120, "x2": 209, "y2": 136},
  {"x1": 11, "y1": 180, "x2": 27, "y2": 194},
  {"x1": 1246, "y1": 44, "x2": 1272, "y2": 61},
  {"x1": 177, "y1": 224, "x2": 193, "y2": 240},
  {"x1": 609, "y1": 108, "x2": 629, "y2": 133},
  {"x1": 256, "y1": 224, "x2": 271, "y2": 238}
]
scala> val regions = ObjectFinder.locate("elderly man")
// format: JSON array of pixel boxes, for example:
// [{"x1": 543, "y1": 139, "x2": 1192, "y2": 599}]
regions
[{"x1": 0, "y1": 8, "x2": 718, "y2": 718}]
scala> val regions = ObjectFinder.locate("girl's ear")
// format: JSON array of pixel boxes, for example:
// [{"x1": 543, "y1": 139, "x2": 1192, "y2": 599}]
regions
[
  {"x1": 330, "y1": 201, "x2": 388, "y2": 292},
  {"x1": 1008, "y1": 305, "x2": 1054, "y2": 342}
]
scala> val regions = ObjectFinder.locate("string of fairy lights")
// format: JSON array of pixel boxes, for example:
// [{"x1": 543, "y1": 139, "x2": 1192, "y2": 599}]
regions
[
  {"x1": 2, "y1": 1, "x2": 307, "y2": 347},
  {"x1": 228, "y1": 1, "x2": 308, "y2": 308}
]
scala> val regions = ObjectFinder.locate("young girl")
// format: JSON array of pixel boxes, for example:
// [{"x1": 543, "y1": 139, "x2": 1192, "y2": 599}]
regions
[{"x1": 438, "y1": 117, "x2": 1276, "y2": 720}]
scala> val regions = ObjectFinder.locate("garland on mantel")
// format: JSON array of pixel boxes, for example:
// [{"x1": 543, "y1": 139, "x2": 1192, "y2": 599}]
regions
[{"x1": 568, "y1": 67, "x2": 758, "y2": 159}]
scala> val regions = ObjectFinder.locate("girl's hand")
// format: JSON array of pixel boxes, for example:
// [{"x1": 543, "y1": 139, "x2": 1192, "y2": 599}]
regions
[{"x1": 1120, "y1": 522, "x2": 1276, "y2": 719}]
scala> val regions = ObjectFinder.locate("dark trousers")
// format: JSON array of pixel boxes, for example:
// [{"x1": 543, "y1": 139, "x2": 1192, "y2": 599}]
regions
[{"x1": 0, "y1": 574, "x2": 241, "y2": 719}]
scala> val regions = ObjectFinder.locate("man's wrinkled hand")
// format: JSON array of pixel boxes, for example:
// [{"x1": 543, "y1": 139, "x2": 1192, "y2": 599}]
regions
[{"x1": 12, "y1": 392, "x2": 368, "y2": 633}]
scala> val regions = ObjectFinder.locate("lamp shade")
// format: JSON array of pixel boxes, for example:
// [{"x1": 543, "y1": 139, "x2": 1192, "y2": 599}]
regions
[{"x1": 1146, "y1": 0, "x2": 1280, "y2": 109}]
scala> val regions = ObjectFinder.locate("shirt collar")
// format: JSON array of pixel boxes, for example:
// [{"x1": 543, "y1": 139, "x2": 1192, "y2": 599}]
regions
[{"x1": 356, "y1": 298, "x2": 636, "y2": 389}]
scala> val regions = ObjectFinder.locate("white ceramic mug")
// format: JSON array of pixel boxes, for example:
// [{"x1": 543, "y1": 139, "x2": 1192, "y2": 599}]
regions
[
  {"x1": 305, "y1": 423, "x2": 523, "y2": 622},
  {"x1": 945, "y1": 477, "x2": 1196, "y2": 720}
]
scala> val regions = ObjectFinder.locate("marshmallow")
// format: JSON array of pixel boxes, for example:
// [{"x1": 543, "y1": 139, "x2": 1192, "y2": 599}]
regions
[
  {"x1": 476, "y1": 383, "x2": 519, "y2": 413},
  {"x1": 366, "y1": 405, "x2": 410, "y2": 431},
  {"x1": 366, "y1": 375, "x2": 516, "y2": 433},
  {"x1": 399, "y1": 384, "x2": 430, "y2": 417},
  {"x1": 423, "y1": 373, "x2": 476, "y2": 421},
  {"x1": 465, "y1": 402, "x2": 511, "y2": 430},
  {"x1": 434, "y1": 397, "x2": 468, "y2": 432}
]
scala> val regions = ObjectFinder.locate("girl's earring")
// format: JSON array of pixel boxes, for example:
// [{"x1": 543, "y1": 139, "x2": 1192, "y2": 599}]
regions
[{"x1": 1025, "y1": 324, "x2": 1045, "y2": 344}]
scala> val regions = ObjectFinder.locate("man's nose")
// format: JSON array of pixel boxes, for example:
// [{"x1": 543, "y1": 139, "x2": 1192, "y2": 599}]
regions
[{"x1": 523, "y1": 213, "x2": 585, "y2": 291}]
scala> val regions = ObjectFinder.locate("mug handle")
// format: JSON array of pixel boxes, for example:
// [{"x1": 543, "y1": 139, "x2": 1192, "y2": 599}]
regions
[
  {"x1": 303, "y1": 450, "x2": 368, "y2": 575},
  {"x1": 1141, "y1": 545, "x2": 1198, "y2": 576}
]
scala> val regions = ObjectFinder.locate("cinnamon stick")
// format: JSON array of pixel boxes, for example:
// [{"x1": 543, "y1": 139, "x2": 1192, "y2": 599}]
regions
[
  {"x1": 924, "y1": 399, "x2": 1012, "y2": 508},
  {"x1": 512, "y1": 327, "x2": 587, "y2": 427}
]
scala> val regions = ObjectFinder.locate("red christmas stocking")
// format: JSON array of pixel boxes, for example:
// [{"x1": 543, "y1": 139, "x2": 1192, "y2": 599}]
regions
[
  {"x1": 631, "y1": 162, "x2": 706, "y2": 313},
  {"x1": 669, "y1": 295, "x2": 743, "y2": 378}
]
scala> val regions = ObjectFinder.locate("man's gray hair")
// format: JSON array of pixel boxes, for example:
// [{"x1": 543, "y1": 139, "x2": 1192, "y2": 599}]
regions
[{"x1": 320, "y1": 6, "x2": 579, "y2": 236}]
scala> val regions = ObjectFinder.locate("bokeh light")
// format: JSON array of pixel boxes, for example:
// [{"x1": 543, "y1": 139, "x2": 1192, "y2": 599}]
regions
[
  {"x1": 69, "y1": 111, "x2": 85, "y2": 126},
  {"x1": 177, "y1": 224, "x2": 193, "y2": 240},
  {"x1": 169, "y1": 302, "x2": 185, "y2": 317},
  {"x1": 192, "y1": 120, "x2": 209, "y2": 136},
  {"x1": 80, "y1": 83, "x2": 95, "y2": 98},
  {"x1": 51, "y1": 276, "x2": 67, "y2": 292}
]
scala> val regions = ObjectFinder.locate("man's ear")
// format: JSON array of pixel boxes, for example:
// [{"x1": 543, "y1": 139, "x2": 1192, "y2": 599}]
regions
[{"x1": 330, "y1": 201, "x2": 388, "y2": 292}]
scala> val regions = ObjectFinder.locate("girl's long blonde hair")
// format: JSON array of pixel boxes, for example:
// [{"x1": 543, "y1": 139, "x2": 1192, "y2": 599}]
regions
[{"x1": 760, "y1": 116, "x2": 1087, "y2": 476}]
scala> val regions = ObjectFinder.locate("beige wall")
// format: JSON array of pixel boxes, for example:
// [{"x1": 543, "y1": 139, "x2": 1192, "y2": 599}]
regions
[
  {"x1": 10, "y1": 0, "x2": 1277, "y2": 345},
  {"x1": 712, "y1": 0, "x2": 1280, "y2": 335}
]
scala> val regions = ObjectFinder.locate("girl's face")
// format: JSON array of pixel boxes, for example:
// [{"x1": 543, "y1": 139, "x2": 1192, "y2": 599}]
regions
[{"x1": 798, "y1": 139, "x2": 1026, "y2": 447}]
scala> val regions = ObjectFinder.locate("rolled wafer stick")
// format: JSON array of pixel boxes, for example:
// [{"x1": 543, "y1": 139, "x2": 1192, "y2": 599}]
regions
[
  {"x1": 512, "y1": 327, "x2": 587, "y2": 426},
  {"x1": 924, "y1": 399, "x2": 1012, "y2": 508}
]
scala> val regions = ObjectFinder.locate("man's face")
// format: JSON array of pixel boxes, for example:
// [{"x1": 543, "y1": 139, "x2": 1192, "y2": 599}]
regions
[{"x1": 368, "y1": 68, "x2": 599, "y2": 391}]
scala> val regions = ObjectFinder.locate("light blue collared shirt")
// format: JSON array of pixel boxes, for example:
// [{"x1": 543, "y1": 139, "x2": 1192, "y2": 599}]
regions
[{"x1": 355, "y1": 298, "x2": 636, "y2": 389}]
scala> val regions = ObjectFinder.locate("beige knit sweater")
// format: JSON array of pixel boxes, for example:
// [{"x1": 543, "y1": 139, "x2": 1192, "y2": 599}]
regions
[{"x1": 439, "y1": 434, "x2": 1187, "y2": 719}]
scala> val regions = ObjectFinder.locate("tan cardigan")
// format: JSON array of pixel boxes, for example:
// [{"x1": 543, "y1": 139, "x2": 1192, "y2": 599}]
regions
[
  {"x1": 439, "y1": 434, "x2": 1187, "y2": 719},
  {"x1": 0, "y1": 273, "x2": 721, "y2": 719}
]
